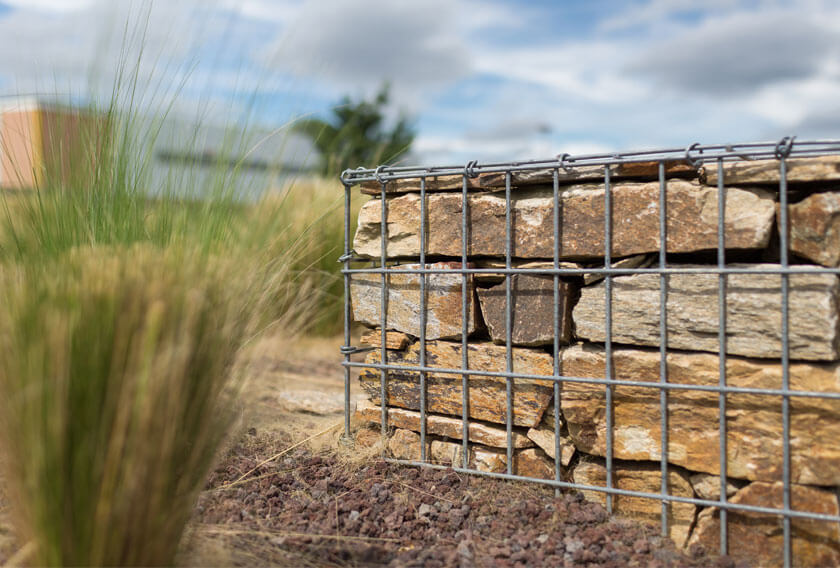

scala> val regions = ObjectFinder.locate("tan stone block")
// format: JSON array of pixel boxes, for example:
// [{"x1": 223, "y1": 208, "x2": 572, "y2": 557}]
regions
[
  {"x1": 515, "y1": 447, "x2": 556, "y2": 480},
  {"x1": 688, "y1": 482, "x2": 840, "y2": 567},
  {"x1": 354, "y1": 398, "x2": 533, "y2": 448},
  {"x1": 575, "y1": 265, "x2": 840, "y2": 360},
  {"x1": 787, "y1": 191, "x2": 840, "y2": 267},
  {"x1": 350, "y1": 262, "x2": 479, "y2": 340},
  {"x1": 701, "y1": 155, "x2": 840, "y2": 186},
  {"x1": 354, "y1": 181, "x2": 774, "y2": 260},
  {"x1": 561, "y1": 344, "x2": 840, "y2": 485},
  {"x1": 359, "y1": 160, "x2": 697, "y2": 194},
  {"x1": 360, "y1": 329, "x2": 412, "y2": 350},
  {"x1": 476, "y1": 275, "x2": 576, "y2": 347},
  {"x1": 526, "y1": 426, "x2": 576, "y2": 467},
  {"x1": 360, "y1": 340, "x2": 554, "y2": 428},
  {"x1": 688, "y1": 473, "x2": 743, "y2": 501}
]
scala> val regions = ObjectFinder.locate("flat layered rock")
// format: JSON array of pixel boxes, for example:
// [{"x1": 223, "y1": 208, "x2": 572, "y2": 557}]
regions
[
  {"x1": 701, "y1": 155, "x2": 840, "y2": 186},
  {"x1": 427, "y1": 438, "x2": 556, "y2": 479},
  {"x1": 560, "y1": 343, "x2": 840, "y2": 485},
  {"x1": 515, "y1": 447, "x2": 556, "y2": 480},
  {"x1": 430, "y1": 440, "x2": 508, "y2": 473},
  {"x1": 572, "y1": 460, "x2": 696, "y2": 549},
  {"x1": 688, "y1": 481, "x2": 840, "y2": 567},
  {"x1": 354, "y1": 398, "x2": 534, "y2": 448},
  {"x1": 359, "y1": 160, "x2": 697, "y2": 194},
  {"x1": 388, "y1": 430, "x2": 525, "y2": 474},
  {"x1": 525, "y1": 404, "x2": 576, "y2": 467},
  {"x1": 788, "y1": 191, "x2": 840, "y2": 267},
  {"x1": 350, "y1": 262, "x2": 480, "y2": 340},
  {"x1": 526, "y1": 425, "x2": 576, "y2": 467},
  {"x1": 476, "y1": 275, "x2": 577, "y2": 347},
  {"x1": 688, "y1": 473, "x2": 743, "y2": 501},
  {"x1": 360, "y1": 340, "x2": 554, "y2": 428},
  {"x1": 354, "y1": 181, "x2": 774, "y2": 260},
  {"x1": 359, "y1": 174, "x2": 485, "y2": 195},
  {"x1": 574, "y1": 265, "x2": 840, "y2": 360},
  {"x1": 360, "y1": 329, "x2": 412, "y2": 350}
]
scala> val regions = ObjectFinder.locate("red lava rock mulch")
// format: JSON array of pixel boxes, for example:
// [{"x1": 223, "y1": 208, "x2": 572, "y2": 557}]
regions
[{"x1": 190, "y1": 431, "x2": 738, "y2": 567}]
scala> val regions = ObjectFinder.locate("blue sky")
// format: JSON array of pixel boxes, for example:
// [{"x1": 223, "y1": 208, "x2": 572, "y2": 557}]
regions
[{"x1": 0, "y1": 0, "x2": 838, "y2": 166}]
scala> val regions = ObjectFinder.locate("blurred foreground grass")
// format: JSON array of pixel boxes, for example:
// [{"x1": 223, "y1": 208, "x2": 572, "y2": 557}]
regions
[
  {"x1": 0, "y1": 41, "x2": 365, "y2": 560},
  {"x1": 0, "y1": 170, "x2": 360, "y2": 564}
]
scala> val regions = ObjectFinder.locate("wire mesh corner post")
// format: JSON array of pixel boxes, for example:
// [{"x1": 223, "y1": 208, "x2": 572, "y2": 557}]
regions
[{"x1": 341, "y1": 139, "x2": 840, "y2": 567}]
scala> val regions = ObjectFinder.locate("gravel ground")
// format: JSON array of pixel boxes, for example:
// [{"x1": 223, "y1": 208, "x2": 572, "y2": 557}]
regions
[{"x1": 186, "y1": 429, "x2": 737, "y2": 567}]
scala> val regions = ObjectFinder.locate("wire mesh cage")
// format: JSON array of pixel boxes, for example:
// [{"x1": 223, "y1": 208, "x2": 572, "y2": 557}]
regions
[{"x1": 340, "y1": 138, "x2": 840, "y2": 567}]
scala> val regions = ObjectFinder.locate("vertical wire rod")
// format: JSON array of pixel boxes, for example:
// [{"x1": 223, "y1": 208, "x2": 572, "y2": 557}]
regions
[
  {"x1": 461, "y1": 172, "x2": 470, "y2": 469},
  {"x1": 343, "y1": 183, "x2": 352, "y2": 438},
  {"x1": 505, "y1": 170, "x2": 514, "y2": 475},
  {"x1": 552, "y1": 168, "x2": 562, "y2": 497},
  {"x1": 716, "y1": 158, "x2": 729, "y2": 555},
  {"x1": 604, "y1": 165, "x2": 614, "y2": 515},
  {"x1": 419, "y1": 176, "x2": 428, "y2": 462},
  {"x1": 779, "y1": 157, "x2": 792, "y2": 568},
  {"x1": 379, "y1": 180, "x2": 388, "y2": 439},
  {"x1": 658, "y1": 161, "x2": 669, "y2": 538}
]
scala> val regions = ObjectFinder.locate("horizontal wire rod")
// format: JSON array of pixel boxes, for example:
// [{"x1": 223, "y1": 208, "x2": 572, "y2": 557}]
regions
[
  {"x1": 340, "y1": 139, "x2": 840, "y2": 183},
  {"x1": 343, "y1": 266, "x2": 840, "y2": 275},
  {"x1": 343, "y1": 360, "x2": 840, "y2": 399}
]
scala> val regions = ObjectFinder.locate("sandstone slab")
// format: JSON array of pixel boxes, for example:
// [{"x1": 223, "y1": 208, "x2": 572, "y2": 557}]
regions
[
  {"x1": 360, "y1": 340, "x2": 554, "y2": 428},
  {"x1": 427, "y1": 438, "x2": 555, "y2": 479},
  {"x1": 388, "y1": 428, "x2": 425, "y2": 461},
  {"x1": 701, "y1": 155, "x2": 840, "y2": 186},
  {"x1": 688, "y1": 473, "x2": 743, "y2": 501},
  {"x1": 476, "y1": 275, "x2": 577, "y2": 347},
  {"x1": 354, "y1": 398, "x2": 533, "y2": 448},
  {"x1": 354, "y1": 181, "x2": 775, "y2": 260},
  {"x1": 526, "y1": 425, "x2": 576, "y2": 467},
  {"x1": 788, "y1": 191, "x2": 840, "y2": 267},
  {"x1": 572, "y1": 460, "x2": 696, "y2": 548},
  {"x1": 688, "y1": 481, "x2": 840, "y2": 567},
  {"x1": 392, "y1": 433, "x2": 508, "y2": 473},
  {"x1": 360, "y1": 329, "x2": 412, "y2": 350},
  {"x1": 560, "y1": 343, "x2": 840, "y2": 485},
  {"x1": 359, "y1": 174, "x2": 485, "y2": 194},
  {"x1": 359, "y1": 160, "x2": 697, "y2": 194},
  {"x1": 574, "y1": 265, "x2": 840, "y2": 361},
  {"x1": 351, "y1": 262, "x2": 480, "y2": 340},
  {"x1": 515, "y1": 447, "x2": 556, "y2": 480}
]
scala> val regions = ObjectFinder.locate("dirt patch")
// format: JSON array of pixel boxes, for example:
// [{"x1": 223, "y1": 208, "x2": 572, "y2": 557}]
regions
[{"x1": 185, "y1": 430, "x2": 735, "y2": 567}]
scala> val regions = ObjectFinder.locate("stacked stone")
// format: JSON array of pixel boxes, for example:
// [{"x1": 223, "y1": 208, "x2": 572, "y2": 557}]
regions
[{"x1": 349, "y1": 156, "x2": 840, "y2": 565}]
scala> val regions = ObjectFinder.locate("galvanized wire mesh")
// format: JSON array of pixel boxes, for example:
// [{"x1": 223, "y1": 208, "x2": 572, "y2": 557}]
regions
[{"x1": 340, "y1": 138, "x2": 840, "y2": 567}]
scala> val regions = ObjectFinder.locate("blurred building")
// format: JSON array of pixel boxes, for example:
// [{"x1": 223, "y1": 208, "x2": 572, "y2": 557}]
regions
[
  {"x1": 0, "y1": 96, "x2": 100, "y2": 190},
  {"x1": 0, "y1": 96, "x2": 316, "y2": 198}
]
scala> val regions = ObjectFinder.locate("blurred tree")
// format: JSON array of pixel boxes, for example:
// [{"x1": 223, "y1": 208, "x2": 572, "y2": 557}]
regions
[{"x1": 295, "y1": 85, "x2": 415, "y2": 176}]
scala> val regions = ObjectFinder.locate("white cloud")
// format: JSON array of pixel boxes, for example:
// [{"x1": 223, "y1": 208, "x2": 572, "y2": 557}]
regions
[
  {"x1": 626, "y1": 10, "x2": 840, "y2": 96},
  {"x1": 261, "y1": 0, "x2": 472, "y2": 101},
  {"x1": 1, "y1": 0, "x2": 95, "y2": 13}
]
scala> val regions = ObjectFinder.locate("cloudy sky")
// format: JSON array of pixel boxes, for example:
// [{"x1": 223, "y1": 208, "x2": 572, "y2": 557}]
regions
[{"x1": 0, "y1": 0, "x2": 838, "y2": 166}]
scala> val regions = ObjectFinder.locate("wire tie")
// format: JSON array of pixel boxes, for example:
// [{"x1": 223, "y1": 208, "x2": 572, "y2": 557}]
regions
[
  {"x1": 774, "y1": 136, "x2": 796, "y2": 160},
  {"x1": 684, "y1": 142, "x2": 703, "y2": 167},
  {"x1": 464, "y1": 159, "x2": 479, "y2": 179},
  {"x1": 337, "y1": 250, "x2": 357, "y2": 263}
]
